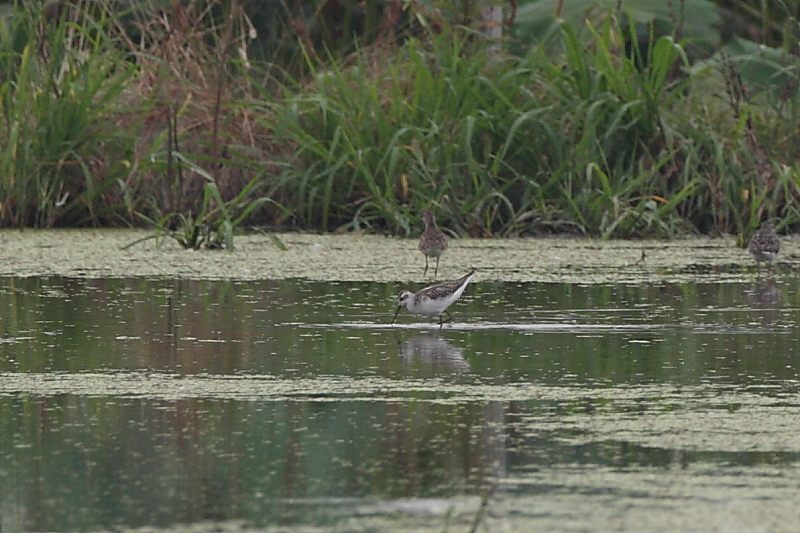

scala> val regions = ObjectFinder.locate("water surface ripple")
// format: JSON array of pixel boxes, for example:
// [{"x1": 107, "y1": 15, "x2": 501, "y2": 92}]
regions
[{"x1": 0, "y1": 274, "x2": 799, "y2": 532}]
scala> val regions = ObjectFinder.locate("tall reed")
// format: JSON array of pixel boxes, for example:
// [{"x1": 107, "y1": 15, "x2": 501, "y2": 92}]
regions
[
  {"x1": 1, "y1": 0, "x2": 798, "y2": 239},
  {"x1": 0, "y1": 1, "x2": 134, "y2": 227},
  {"x1": 266, "y1": 12, "x2": 800, "y2": 237}
]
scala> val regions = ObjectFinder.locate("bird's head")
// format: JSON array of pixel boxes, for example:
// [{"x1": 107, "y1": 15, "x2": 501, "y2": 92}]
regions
[{"x1": 391, "y1": 291, "x2": 415, "y2": 325}]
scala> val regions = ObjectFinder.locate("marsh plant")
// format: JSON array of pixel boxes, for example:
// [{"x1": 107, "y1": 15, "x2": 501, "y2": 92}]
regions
[
  {"x1": 286, "y1": 1, "x2": 800, "y2": 238},
  {"x1": 272, "y1": 18, "x2": 800, "y2": 237},
  {"x1": 126, "y1": 173, "x2": 278, "y2": 251},
  {"x1": 0, "y1": 0, "x2": 278, "y2": 235},
  {"x1": 1, "y1": 0, "x2": 799, "y2": 240},
  {"x1": 0, "y1": 1, "x2": 134, "y2": 227}
]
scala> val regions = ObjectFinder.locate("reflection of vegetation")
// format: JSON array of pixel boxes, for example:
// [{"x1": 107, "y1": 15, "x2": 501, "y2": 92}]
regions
[
  {"x1": 0, "y1": 0, "x2": 799, "y2": 238},
  {"x1": 2, "y1": 277, "x2": 800, "y2": 528}
]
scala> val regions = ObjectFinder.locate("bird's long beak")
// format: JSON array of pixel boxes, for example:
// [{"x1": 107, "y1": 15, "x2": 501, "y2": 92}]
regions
[{"x1": 391, "y1": 305, "x2": 402, "y2": 325}]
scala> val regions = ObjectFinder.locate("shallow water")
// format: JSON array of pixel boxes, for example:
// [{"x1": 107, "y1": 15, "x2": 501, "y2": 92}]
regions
[{"x1": 1, "y1": 276, "x2": 799, "y2": 532}]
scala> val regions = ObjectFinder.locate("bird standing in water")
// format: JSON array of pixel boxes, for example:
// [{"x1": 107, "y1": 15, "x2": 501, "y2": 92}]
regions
[
  {"x1": 418, "y1": 210, "x2": 448, "y2": 277},
  {"x1": 391, "y1": 269, "x2": 476, "y2": 328},
  {"x1": 747, "y1": 221, "x2": 781, "y2": 275}
]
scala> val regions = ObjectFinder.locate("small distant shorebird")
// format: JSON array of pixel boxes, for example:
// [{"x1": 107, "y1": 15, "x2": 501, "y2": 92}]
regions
[
  {"x1": 748, "y1": 221, "x2": 781, "y2": 274},
  {"x1": 419, "y1": 210, "x2": 448, "y2": 277},
  {"x1": 391, "y1": 269, "x2": 476, "y2": 328}
]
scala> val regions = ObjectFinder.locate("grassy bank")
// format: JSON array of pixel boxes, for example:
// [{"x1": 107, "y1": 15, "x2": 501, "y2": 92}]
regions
[{"x1": 1, "y1": 0, "x2": 799, "y2": 241}]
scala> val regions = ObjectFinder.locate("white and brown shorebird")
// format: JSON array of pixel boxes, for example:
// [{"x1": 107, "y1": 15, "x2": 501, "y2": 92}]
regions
[
  {"x1": 419, "y1": 210, "x2": 448, "y2": 277},
  {"x1": 747, "y1": 221, "x2": 781, "y2": 274},
  {"x1": 391, "y1": 269, "x2": 476, "y2": 328}
]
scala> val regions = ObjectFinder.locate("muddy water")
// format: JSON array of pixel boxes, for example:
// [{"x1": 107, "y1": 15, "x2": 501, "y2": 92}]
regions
[{"x1": 0, "y1": 271, "x2": 799, "y2": 532}]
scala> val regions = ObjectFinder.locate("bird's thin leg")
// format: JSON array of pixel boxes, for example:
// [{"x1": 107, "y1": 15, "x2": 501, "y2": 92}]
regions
[
  {"x1": 423, "y1": 256, "x2": 429, "y2": 276},
  {"x1": 434, "y1": 256, "x2": 440, "y2": 277},
  {"x1": 438, "y1": 310, "x2": 453, "y2": 328}
]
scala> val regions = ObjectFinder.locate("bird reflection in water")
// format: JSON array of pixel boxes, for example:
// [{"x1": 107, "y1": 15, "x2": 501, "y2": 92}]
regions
[
  {"x1": 747, "y1": 279, "x2": 781, "y2": 308},
  {"x1": 394, "y1": 332, "x2": 507, "y2": 506},
  {"x1": 397, "y1": 334, "x2": 471, "y2": 375},
  {"x1": 746, "y1": 279, "x2": 781, "y2": 326}
]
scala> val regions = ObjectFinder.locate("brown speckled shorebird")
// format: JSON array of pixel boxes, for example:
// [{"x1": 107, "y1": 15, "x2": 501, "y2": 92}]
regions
[
  {"x1": 391, "y1": 269, "x2": 475, "y2": 328},
  {"x1": 419, "y1": 210, "x2": 448, "y2": 277},
  {"x1": 748, "y1": 221, "x2": 781, "y2": 275}
]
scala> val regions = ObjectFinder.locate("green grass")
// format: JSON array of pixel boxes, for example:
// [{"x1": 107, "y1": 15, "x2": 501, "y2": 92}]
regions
[
  {"x1": 1, "y1": 0, "x2": 799, "y2": 242},
  {"x1": 0, "y1": 2, "x2": 134, "y2": 227},
  {"x1": 268, "y1": 31, "x2": 548, "y2": 235},
  {"x1": 268, "y1": 17, "x2": 799, "y2": 238}
]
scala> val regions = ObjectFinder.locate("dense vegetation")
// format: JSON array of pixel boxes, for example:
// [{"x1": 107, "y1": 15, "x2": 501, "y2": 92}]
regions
[{"x1": 1, "y1": 0, "x2": 799, "y2": 244}]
